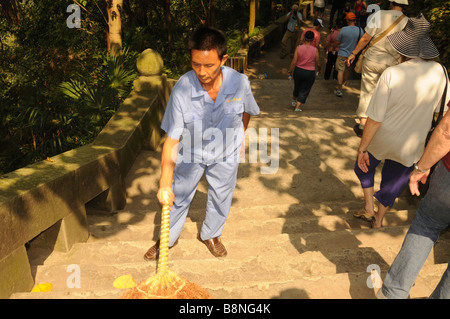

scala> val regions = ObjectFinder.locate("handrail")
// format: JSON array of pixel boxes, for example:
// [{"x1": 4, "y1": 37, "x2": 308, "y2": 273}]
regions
[{"x1": 0, "y1": 49, "x2": 172, "y2": 298}]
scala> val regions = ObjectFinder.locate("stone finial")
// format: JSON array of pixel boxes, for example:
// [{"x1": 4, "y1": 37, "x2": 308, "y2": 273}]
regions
[{"x1": 136, "y1": 49, "x2": 164, "y2": 76}]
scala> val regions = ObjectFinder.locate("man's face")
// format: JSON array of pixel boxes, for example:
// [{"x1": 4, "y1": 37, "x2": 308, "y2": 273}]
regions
[{"x1": 191, "y1": 49, "x2": 228, "y2": 87}]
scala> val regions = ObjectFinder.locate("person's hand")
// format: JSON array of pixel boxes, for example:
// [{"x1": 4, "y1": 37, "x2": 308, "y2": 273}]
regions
[
  {"x1": 157, "y1": 186, "x2": 175, "y2": 207},
  {"x1": 409, "y1": 169, "x2": 430, "y2": 196},
  {"x1": 357, "y1": 151, "x2": 370, "y2": 173},
  {"x1": 346, "y1": 54, "x2": 356, "y2": 67}
]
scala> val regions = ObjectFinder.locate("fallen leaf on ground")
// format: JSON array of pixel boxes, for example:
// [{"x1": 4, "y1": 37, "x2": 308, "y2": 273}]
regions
[
  {"x1": 113, "y1": 274, "x2": 136, "y2": 289},
  {"x1": 32, "y1": 283, "x2": 53, "y2": 292}
]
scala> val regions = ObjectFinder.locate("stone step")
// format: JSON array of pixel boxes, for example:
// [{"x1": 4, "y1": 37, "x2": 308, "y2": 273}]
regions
[
  {"x1": 85, "y1": 199, "x2": 419, "y2": 242},
  {"x1": 25, "y1": 249, "x2": 444, "y2": 291},
  {"x1": 85, "y1": 210, "x2": 415, "y2": 244},
  {"x1": 28, "y1": 224, "x2": 450, "y2": 274},
  {"x1": 11, "y1": 263, "x2": 449, "y2": 299}
]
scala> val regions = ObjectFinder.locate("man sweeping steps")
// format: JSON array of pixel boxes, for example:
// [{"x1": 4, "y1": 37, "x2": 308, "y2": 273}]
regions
[{"x1": 144, "y1": 27, "x2": 260, "y2": 260}]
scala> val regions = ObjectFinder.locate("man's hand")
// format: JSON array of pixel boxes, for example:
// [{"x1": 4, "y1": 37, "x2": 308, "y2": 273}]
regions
[
  {"x1": 157, "y1": 186, "x2": 175, "y2": 207},
  {"x1": 409, "y1": 169, "x2": 430, "y2": 196}
]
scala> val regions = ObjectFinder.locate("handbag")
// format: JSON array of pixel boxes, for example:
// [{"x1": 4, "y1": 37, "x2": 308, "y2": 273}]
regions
[
  {"x1": 426, "y1": 63, "x2": 448, "y2": 145},
  {"x1": 354, "y1": 14, "x2": 406, "y2": 74},
  {"x1": 350, "y1": 27, "x2": 364, "y2": 69}
]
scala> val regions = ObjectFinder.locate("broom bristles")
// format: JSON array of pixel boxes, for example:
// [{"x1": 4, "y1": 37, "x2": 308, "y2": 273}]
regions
[
  {"x1": 121, "y1": 204, "x2": 211, "y2": 299},
  {"x1": 122, "y1": 271, "x2": 211, "y2": 299}
]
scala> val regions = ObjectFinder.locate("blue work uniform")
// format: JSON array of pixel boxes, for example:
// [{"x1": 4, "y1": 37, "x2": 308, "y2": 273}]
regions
[{"x1": 161, "y1": 66, "x2": 260, "y2": 246}]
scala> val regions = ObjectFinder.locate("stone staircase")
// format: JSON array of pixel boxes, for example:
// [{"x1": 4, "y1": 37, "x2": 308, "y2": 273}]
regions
[{"x1": 11, "y1": 79, "x2": 450, "y2": 299}]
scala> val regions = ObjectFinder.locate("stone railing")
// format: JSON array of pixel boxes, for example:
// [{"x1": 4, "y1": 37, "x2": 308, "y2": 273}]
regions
[{"x1": 0, "y1": 49, "x2": 175, "y2": 299}]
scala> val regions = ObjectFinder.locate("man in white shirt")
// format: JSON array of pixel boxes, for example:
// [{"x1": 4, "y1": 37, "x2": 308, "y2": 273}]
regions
[{"x1": 346, "y1": 0, "x2": 408, "y2": 136}]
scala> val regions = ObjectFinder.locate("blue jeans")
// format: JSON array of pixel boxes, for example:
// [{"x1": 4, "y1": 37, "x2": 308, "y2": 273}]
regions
[{"x1": 382, "y1": 161, "x2": 450, "y2": 299}]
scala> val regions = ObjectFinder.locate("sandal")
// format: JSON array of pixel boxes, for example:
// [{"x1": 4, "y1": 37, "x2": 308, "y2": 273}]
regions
[{"x1": 353, "y1": 210, "x2": 376, "y2": 222}]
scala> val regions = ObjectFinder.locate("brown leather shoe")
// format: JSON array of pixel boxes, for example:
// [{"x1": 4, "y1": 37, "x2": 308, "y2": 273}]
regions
[
  {"x1": 201, "y1": 237, "x2": 227, "y2": 258},
  {"x1": 143, "y1": 239, "x2": 178, "y2": 261}
]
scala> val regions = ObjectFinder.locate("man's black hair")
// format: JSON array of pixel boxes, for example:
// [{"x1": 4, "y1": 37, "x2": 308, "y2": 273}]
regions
[{"x1": 188, "y1": 27, "x2": 228, "y2": 60}]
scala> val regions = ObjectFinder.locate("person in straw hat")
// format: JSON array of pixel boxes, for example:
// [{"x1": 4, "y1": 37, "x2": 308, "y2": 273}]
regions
[
  {"x1": 347, "y1": 0, "x2": 408, "y2": 137},
  {"x1": 353, "y1": 13, "x2": 449, "y2": 231}
]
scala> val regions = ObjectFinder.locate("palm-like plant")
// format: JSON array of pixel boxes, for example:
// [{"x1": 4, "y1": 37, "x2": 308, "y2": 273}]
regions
[{"x1": 59, "y1": 48, "x2": 138, "y2": 128}]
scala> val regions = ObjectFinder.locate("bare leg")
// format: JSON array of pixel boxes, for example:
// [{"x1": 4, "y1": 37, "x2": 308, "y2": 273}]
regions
[
  {"x1": 373, "y1": 203, "x2": 389, "y2": 229},
  {"x1": 362, "y1": 187, "x2": 376, "y2": 215},
  {"x1": 343, "y1": 68, "x2": 351, "y2": 85},
  {"x1": 295, "y1": 101, "x2": 302, "y2": 111},
  {"x1": 337, "y1": 71, "x2": 344, "y2": 90}
]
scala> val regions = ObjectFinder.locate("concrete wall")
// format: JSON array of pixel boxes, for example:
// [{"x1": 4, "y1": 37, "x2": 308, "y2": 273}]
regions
[{"x1": 0, "y1": 49, "x2": 173, "y2": 299}]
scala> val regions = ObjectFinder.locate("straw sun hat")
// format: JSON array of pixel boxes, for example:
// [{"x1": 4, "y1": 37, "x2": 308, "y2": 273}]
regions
[{"x1": 387, "y1": 13, "x2": 439, "y2": 60}]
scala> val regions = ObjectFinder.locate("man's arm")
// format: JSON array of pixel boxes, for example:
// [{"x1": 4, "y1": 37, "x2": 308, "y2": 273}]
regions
[
  {"x1": 357, "y1": 117, "x2": 382, "y2": 173},
  {"x1": 409, "y1": 110, "x2": 450, "y2": 196},
  {"x1": 286, "y1": 10, "x2": 293, "y2": 21},
  {"x1": 157, "y1": 136, "x2": 179, "y2": 206}
]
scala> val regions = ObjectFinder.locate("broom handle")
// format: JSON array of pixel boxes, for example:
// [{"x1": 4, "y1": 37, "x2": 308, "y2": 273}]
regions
[{"x1": 157, "y1": 204, "x2": 170, "y2": 274}]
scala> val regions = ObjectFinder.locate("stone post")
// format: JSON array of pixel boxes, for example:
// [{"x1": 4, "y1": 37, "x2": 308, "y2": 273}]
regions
[{"x1": 133, "y1": 49, "x2": 167, "y2": 151}]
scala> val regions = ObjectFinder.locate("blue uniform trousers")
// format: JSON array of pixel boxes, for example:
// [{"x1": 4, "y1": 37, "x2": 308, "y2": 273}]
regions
[{"x1": 167, "y1": 161, "x2": 239, "y2": 246}]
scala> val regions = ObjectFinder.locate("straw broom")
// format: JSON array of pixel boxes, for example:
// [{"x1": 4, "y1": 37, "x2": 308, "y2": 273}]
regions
[{"x1": 122, "y1": 204, "x2": 211, "y2": 299}]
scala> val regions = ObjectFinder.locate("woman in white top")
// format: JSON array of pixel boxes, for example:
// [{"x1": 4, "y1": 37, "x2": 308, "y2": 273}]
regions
[
  {"x1": 347, "y1": 0, "x2": 409, "y2": 136},
  {"x1": 353, "y1": 14, "x2": 449, "y2": 229}
]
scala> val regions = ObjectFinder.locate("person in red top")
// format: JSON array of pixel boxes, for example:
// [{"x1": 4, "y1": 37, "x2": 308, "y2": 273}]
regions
[
  {"x1": 299, "y1": 19, "x2": 323, "y2": 48},
  {"x1": 354, "y1": 0, "x2": 367, "y2": 27},
  {"x1": 324, "y1": 19, "x2": 343, "y2": 80},
  {"x1": 379, "y1": 103, "x2": 450, "y2": 299}
]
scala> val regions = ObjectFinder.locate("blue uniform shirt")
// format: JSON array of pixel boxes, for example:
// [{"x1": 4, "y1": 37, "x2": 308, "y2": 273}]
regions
[{"x1": 161, "y1": 66, "x2": 260, "y2": 164}]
